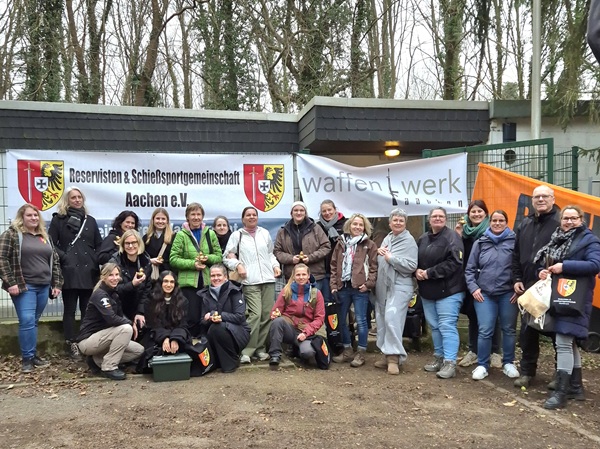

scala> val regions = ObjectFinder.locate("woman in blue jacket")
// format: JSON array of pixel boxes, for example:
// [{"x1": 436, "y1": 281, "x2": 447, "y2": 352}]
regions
[
  {"x1": 537, "y1": 205, "x2": 600, "y2": 410},
  {"x1": 465, "y1": 210, "x2": 519, "y2": 381}
]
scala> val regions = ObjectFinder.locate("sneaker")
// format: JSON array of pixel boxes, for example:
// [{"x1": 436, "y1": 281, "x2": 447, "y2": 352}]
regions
[
  {"x1": 436, "y1": 361, "x2": 456, "y2": 379},
  {"x1": 22, "y1": 359, "x2": 34, "y2": 373},
  {"x1": 350, "y1": 351, "x2": 365, "y2": 367},
  {"x1": 424, "y1": 356, "x2": 443, "y2": 372},
  {"x1": 240, "y1": 355, "x2": 252, "y2": 364},
  {"x1": 255, "y1": 352, "x2": 270, "y2": 361},
  {"x1": 472, "y1": 366, "x2": 488, "y2": 380},
  {"x1": 457, "y1": 351, "x2": 477, "y2": 367},
  {"x1": 32, "y1": 356, "x2": 49, "y2": 367},
  {"x1": 490, "y1": 353, "x2": 503, "y2": 369},
  {"x1": 86, "y1": 356, "x2": 102, "y2": 375},
  {"x1": 513, "y1": 375, "x2": 533, "y2": 388},
  {"x1": 332, "y1": 347, "x2": 354, "y2": 363},
  {"x1": 67, "y1": 341, "x2": 82, "y2": 360},
  {"x1": 502, "y1": 363, "x2": 520, "y2": 379}
]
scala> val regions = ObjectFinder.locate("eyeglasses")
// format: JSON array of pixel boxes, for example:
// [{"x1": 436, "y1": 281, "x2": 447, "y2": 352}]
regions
[
  {"x1": 561, "y1": 216, "x2": 581, "y2": 222},
  {"x1": 124, "y1": 241, "x2": 138, "y2": 247},
  {"x1": 532, "y1": 194, "x2": 553, "y2": 200}
]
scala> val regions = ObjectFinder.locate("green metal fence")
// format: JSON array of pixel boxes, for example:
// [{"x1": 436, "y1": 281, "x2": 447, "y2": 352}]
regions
[{"x1": 423, "y1": 138, "x2": 578, "y2": 198}]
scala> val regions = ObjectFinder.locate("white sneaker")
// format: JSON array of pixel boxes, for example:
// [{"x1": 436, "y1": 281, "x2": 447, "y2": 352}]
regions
[
  {"x1": 502, "y1": 363, "x2": 520, "y2": 378},
  {"x1": 256, "y1": 352, "x2": 270, "y2": 361},
  {"x1": 458, "y1": 351, "x2": 478, "y2": 367},
  {"x1": 490, "y1": 353, "x2": 502, "y2": 369},
  {"x1": 240, "y1": 355, "x2": 252, "y2": 364},
  {"x1": 472, "y1": 366, "x2": 488, "y2": 380}
]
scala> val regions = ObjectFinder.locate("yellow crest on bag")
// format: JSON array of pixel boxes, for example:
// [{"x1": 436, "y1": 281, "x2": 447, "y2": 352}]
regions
[{"x1": 557, "y1": 278, "x2": 577, "y2": 297}]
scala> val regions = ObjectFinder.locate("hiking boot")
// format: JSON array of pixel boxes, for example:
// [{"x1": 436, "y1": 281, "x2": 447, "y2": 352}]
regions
[
  {"x1": 22, "y1": 359, "x2": 34, "y2": 373},
  {"x1": 350, "y1": 350, "x2": 366, "y2": 367},
  {"x1": 386, "y1": 355, "x2": 400, "y2": 375},
  {"x1": 547, "y1": 371, "x2": 557, "y2": 390},
  {"x1": 457, "y1": 351, "x2": 477, "y2": 367},
  {"x1": 472, "y1": 366, "x2": 488, "y2": 380},
  {"x1": 66, "y1": 340, "x2": 82, "y2": 360},
  {"x1": 102, "y1": 368, "x2": 126, "y2": 381},
  {"x1": 490, "y1": 353, "x2": 503, "y2": 369},
  {"x1": 502, "y1": 363, "x2": 520, "y2": 379},
  {"x1": 436, "y1": 360, "x2": 456, "y2": 379},
  {"x1": 32, "y1": 356, "x2": 49, "y2": 367},
  {"x1": 86, "y1": 356, "x2": 101, "y2": 375},
  {"x1": 513, "y1": 375, "x2": 533, "y2": 388},
  {"x1": 567, "y1": 367, "x2": 585, "y2": 401},
  {"x1": 374, "y1": 354, "x2": 387, "y2": 369},
  {"x1": 544, "y1": 370, "x2": 570, "y2": 410},
  {"x1": 424, "y1": 355, "x2": 443, "y2": 372},
  {"x1": 332, "y1": 347, "x2": 354, "y2": 363}
]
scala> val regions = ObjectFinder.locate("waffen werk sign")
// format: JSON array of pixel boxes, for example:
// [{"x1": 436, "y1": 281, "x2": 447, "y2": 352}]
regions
[
  {"x1": 7, "y1": 150, "x2": 295, "y2": 222},
  {"x1": 297, "y1": 153, "x2": 468, "y2": 217}
]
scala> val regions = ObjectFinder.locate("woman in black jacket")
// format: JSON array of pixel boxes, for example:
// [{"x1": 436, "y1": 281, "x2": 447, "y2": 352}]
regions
[
  {"x1": 143, "y1": 208, "x2": 175, "y2": 280},
  {"x1": 49, "y1": 187, "x2": 102, "y2": 359},
  {"x1": 98, "y1": 210, "x2": 140, "y2": 265},
  {"x1": 416, "y1": 207, "x2": 466, "y2": 380},
  {"x1": 197, "y1": 264, "x2": 250, "y2": 373},
  {"x1": 109, "y1": 230, "x2": 152, "y2": 330}
]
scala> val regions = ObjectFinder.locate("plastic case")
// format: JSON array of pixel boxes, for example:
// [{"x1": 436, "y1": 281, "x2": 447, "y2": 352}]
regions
[{"x1": 150, "y1": 353, "x2": 192, "y2": 382}]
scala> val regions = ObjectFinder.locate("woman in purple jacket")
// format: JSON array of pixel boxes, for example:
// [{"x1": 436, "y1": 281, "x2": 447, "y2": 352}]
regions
[{"x1": 537, "y1": 205, "x2": 600, "y2": 410}]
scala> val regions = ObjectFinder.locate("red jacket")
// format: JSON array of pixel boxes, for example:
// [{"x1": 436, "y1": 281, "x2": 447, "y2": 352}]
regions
[{"x1": 272, "y1": 281, "x2": 325, "y2": 337}]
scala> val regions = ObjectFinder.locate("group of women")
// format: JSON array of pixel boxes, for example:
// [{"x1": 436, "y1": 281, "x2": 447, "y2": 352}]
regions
[{"x1": 2, "y1": 187, "x2": 598, "y2": 407}]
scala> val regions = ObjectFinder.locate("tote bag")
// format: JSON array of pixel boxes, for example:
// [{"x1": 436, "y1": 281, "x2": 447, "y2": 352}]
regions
[{"x1": 549, "y1": 275, "x2": 590, "y2": 318}]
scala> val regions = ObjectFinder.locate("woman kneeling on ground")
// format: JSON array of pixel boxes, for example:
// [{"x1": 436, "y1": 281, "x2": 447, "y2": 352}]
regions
[
  {"x1": 268, "y1": 264, "x2": 328, "y2": 368},
  {"x1": 197, "y1": 264, "x2": 250, "y2": 373},
  {"x1": 76, "y1": 263, "x2": 144, "y2": 381}
]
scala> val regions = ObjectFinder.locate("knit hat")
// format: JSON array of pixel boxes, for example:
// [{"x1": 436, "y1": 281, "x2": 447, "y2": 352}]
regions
[{"x1": 291, "y1": 201, "x2": 308, "y2": 215}]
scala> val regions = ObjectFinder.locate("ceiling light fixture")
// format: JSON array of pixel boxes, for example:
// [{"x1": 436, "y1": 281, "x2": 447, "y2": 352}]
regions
[{"x1": 384, "y1": 141, "x2": 400, "y2": 157}]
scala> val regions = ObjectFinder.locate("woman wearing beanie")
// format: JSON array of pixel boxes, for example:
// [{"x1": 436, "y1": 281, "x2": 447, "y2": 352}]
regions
[{"x1": 274, "y1": 201, "x2": 330, "y2": 292}]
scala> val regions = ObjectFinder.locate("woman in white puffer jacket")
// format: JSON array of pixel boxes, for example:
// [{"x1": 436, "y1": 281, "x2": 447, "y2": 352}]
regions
[{"x1": 223, "y1": 206, "x2": 281, "y2": 364}]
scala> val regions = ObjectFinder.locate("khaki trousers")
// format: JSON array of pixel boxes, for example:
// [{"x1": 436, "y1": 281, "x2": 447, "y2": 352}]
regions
[
  {"x1": 78, "y1": 324, "x2": 144, "y2": 371},
  {"x1": 241, "y1": 283, "x2": 275, "y2": 357}
]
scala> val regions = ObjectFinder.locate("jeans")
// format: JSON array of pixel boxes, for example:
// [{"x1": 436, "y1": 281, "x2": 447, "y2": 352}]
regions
[
  {"x1": 319, "y1": 275, "x2": 333, "y2": 303},
  {"x1": 12, "y1": 284, "x2": 49, "y2": 360},
  {"x1": 338, "y1": 287, "x2": 369, "y2": 350},
  {"x1": 422, "y1": 292, "x2": 465, "y2": 361},
  {"x1": 473, "y1": 291, "x2": 518, "y2": 369}
]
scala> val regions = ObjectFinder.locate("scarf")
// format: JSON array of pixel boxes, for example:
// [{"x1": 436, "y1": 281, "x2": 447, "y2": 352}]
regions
[
  {"x1": 66, "y1": 206, "x2": 85, "y2": 232},
  {"x1": 318, "y1": 213, "x2": 341, "y2": 240},
  {"x1": 289, "y1": 281, "x2": 317, "y2": 306},
  {"x1": 244, "y1": 227, "x2": 257, "y2": 238},
  {"x1": 483, "y1": 227, "x2": 511, "y2": 245},
  {"x1": 534, "y1": 226, "x2": 580, "y2": 265},
  {"x1": 209, "y1": 283, "x2": 224, "y2": 301},
  {"x1": 462, "y1": 216, "x2": 490, "y2": 240},
  {"x1": 216, "y1": 230, "x2": 232, "y2": 252},
  {"x1": 379, "y1": 230, "x2": 411, "y2": 289},
  {"x1": 341, "y1": 234, "x2": 367, "y2": 281}
]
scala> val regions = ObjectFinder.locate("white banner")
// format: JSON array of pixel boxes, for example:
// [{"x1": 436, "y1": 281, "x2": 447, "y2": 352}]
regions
[
  {"x1": 297, "y1": 153, "x2": 468, "y2": 216},
  {"x1": 7, "y1": 150, "x2": 295, "y2": 227}
]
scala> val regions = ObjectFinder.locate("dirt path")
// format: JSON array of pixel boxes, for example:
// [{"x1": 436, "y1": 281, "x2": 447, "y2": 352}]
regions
[{"x1": 1, "y1": 349, "x2": 600, "y2": 449}]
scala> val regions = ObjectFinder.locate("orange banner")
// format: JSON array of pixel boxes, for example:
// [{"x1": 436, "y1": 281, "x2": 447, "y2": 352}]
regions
[{"x1": 473, "y1": 163, "x2": 600, "y2": 309}]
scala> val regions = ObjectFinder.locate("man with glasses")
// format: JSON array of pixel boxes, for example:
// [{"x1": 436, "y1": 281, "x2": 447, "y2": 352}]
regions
[{"x1": 511, "y1": 185, "x2": 561, "y2": 388}]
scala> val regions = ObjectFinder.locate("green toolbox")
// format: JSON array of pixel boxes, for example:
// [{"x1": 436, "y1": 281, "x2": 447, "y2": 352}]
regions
[{"x1": 149, "y1": 353, "x2": 192, "y2": 382}]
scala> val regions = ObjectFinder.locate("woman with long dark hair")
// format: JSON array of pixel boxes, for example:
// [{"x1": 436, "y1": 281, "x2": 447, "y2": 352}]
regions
[
  {"x1": 145, "y1": 271, "x2": 190, "y2": 356},
  {"x1": 49, "y1": 186, "x2": 102, "y2": 359},
  {"x1": 98, "y1": 210, "x2": 140, "y2": 265}
]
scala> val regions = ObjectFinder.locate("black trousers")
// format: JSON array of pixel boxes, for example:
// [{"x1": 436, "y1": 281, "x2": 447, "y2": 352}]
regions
[
  {"x1": 519, "y1": 314, "x2": 556, "y2": 376},
  {"x1": 182, "y1": 287, "x2": 201, "y2": 337},
  {"x1": 207, "y1": 323, "x2": 240, "y2": 373},
  {"x1": 62, "y1": 288, "x2": 92, "y2": 341},
  {"x1": 268, "y1": 318, "x2": 316, "y2": 360}
]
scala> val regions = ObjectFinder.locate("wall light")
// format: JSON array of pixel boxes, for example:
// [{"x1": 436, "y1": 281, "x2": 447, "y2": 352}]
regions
[{"x1": 384, "y1": 141, "x2": 400, "y2": 157}]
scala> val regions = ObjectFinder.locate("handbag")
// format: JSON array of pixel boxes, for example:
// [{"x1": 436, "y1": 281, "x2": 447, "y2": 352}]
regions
[
  {"x1": 227, "y1": 232, "x2": 243, "y2": 282},
  {"x1": 549, "y1": 274, "x2": 590, "y2": 317},
  {"x1": 523, "y1": 310, "x2": 554, "y2": 333},
  {"x1": 310, "y1": 336, "x2": 331, "y2": 370},
  {"x1": 184, "y1": 337, "x2": 215, "y2": 377},
  {"x1": 517, "y1": 276, "x2": 552, "y2": 319}
]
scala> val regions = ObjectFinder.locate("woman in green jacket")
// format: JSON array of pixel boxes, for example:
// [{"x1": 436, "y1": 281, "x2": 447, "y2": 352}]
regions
[{"x1": 170, "y1": 203, "x2": 221, "y2": 336}]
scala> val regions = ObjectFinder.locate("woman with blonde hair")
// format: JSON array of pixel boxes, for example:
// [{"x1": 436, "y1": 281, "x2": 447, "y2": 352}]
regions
[
  {"x1": 49, "y1": 186, "x2": 102, "y2": 359},
  {"x1": 109, "y1": 230, "x2": 152, "y2": 328},
  {"x1": 0, "y1": 203, "x2": 63, "y2": 373},
  {"x1": 330, "y1": 213, "x2": 378, "y2": 367},
  {"x1": 143, "y1": 207, "x2": 175, "y2": 279},
  {"x1": 268, "y1": 263, "x2": 327, "y2": 367}
]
